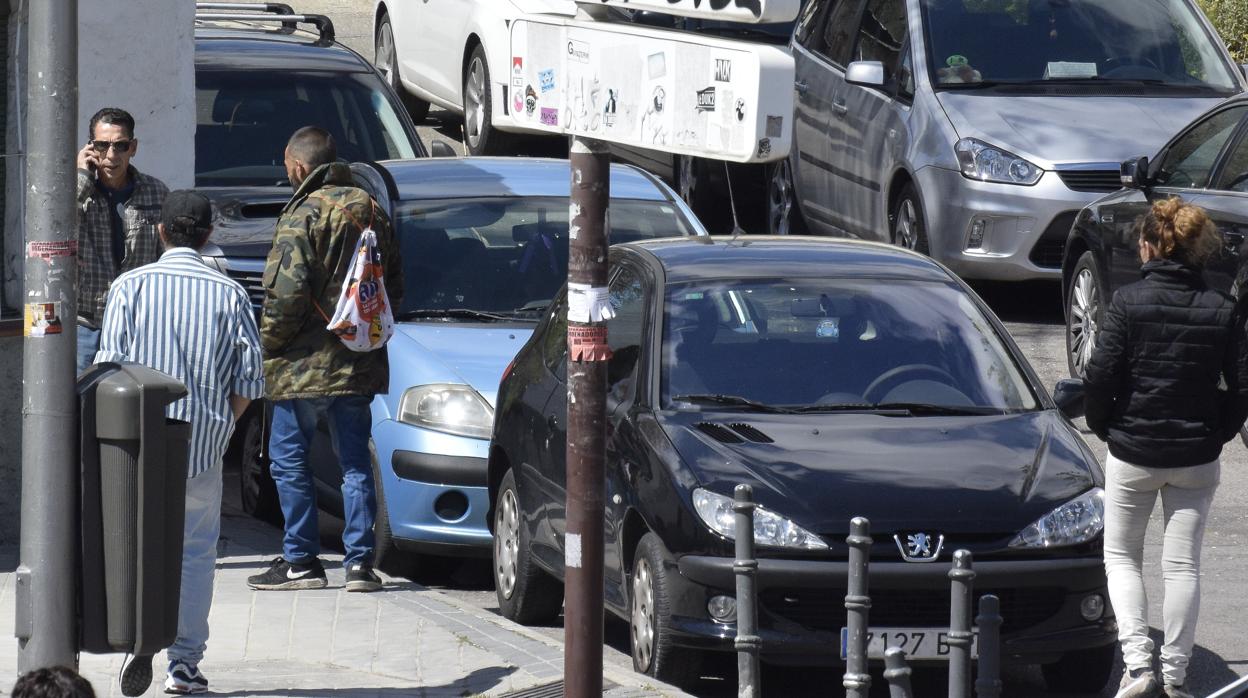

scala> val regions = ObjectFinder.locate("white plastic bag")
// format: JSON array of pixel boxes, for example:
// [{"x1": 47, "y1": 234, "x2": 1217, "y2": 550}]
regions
[{"x1": 325, "y1": 228, "x2": 394, "y2": 352}]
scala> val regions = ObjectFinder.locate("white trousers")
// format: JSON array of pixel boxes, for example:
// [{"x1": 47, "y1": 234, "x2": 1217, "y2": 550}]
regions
[
  {"x1": 166, "y1": 462, "x2": 223, "y2": 667},
  {"x1": 1102, "y1": 453, "x2": 1219, "y2": 686}
]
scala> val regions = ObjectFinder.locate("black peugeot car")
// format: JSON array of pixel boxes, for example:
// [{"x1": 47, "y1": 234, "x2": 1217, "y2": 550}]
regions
[
  {"x1": 487, "y1": 237, "x2": 1115, "y2": 692},
  {"x1": 1063, "y1": 94, "x2": 1248, "y2": 380}
]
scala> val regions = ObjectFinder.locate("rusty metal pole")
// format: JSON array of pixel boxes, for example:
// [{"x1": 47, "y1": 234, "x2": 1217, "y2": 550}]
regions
[{"x1": 563, "y1": 135, "x2": 612, "y2": 698}]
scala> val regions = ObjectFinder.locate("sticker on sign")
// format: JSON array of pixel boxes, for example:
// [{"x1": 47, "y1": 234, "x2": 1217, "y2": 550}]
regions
[
  {"x1": 840, "y1": 627, "x2": 979, "y2": 661},
  {"x1": 511, "y1": 15, "x2": 793, "y2": 163},
  {"x1": 589, "y1": 0, "x2": 801, "y2": 24}
]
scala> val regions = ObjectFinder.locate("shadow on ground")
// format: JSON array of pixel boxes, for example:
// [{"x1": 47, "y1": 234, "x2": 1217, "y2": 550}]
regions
[{"x1": 208, "y1": 665, "x2": 518, "y2": 697}]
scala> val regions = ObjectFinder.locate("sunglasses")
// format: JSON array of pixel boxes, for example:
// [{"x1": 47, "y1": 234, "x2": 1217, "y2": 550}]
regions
[{"x1": 91, "y1": 139, "x2": 132, "y2": 154}]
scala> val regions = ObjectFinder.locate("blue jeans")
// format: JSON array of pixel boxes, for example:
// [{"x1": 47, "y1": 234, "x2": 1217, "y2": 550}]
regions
[
  {"x1": 77, "y1": 324, "x2": 100, "y2": 373},
  {"x1": 268, "y1": 395, "x2": 375, "y2": 566},
  {"x1": 169, "y1": 461, "x2": 222, "y2": 666}
]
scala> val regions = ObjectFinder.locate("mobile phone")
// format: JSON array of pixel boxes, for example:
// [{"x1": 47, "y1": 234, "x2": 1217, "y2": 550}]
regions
[{"x1": 85, "y1": 141, "x2": 96, "y2": 174}]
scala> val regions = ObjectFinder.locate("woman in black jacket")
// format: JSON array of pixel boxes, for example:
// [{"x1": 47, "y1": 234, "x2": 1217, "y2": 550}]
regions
[{"x1": 1085, "y1": 198, "x2": 1248, "y2": 698}]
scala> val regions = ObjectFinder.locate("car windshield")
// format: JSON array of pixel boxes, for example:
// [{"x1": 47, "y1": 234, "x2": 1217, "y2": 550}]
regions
[
  {"x1": 395, "y1": 197, "x2": 693, "y2": 320},
  {"x1": 195, "y1": 71, "x2": 417, "y2": 186},
  {"x1": 921, "y1": 0, "x2": 1238, "y2": 92},
  {"x1": 662, "y1": 278, "x2": 1039, "y2": 412}
]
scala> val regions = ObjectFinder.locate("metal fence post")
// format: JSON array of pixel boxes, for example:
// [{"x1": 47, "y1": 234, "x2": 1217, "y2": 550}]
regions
[
  {"x1": 974, "y1": 594, "x2": 1002, "y2": 698},
  {"x1": 884, "y1": 647, "x2": 915, "y2": 698},
  {"x1": 843, "y1": 516, "x2": 872, "y2": 698},
  {"x1": 948, "y1": 549, "x2": 976, "y2": 698},
  {"x1": 733, "y1": 484, "x2": 761, "y2": 698}
]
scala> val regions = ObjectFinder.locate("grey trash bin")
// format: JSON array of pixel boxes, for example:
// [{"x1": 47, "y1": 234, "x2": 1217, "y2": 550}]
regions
[{"x1": 78, "y1": 361, "x2": 191, "y2": 656}]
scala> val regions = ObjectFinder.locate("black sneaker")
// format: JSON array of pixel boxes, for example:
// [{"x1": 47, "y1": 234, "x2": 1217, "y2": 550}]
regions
[
  {"x1": 164, "y1": 660, "x2": 208, "y2": 694},
  {"x1": 246, "y1": 557, "x2": 328, "y2": 590},
  {"x1": 120, "y1": 653, "x2": 153, "y2": 697},
  {"x1": 345, "y1": 562, "x2": 382, "y2": 592}
]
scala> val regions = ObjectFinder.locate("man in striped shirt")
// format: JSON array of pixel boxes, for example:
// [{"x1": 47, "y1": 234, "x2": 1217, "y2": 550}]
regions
[{"x1": 95, "y1": 190, "x2": 264, "y2": 697}]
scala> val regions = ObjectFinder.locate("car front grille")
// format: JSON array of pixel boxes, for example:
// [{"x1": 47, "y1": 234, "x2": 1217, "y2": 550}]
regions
[
  {"x1": 223, "y1": 260, "x2": 266, "y2": 309},
  {"x1": 1056, "y1": 169, "x2": 1122, "y2": 193},
  {"x1": 761, "y1": 586, "x2": 1066, "y2": 634},
  {"x1": 1027, "y1": 211, "x2": 1079, "y2": 269}
]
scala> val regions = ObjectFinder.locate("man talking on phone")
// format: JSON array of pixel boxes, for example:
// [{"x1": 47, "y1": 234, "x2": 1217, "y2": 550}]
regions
[{"x1": 75, "y1": 107, "x2": 168, "y2": 372}]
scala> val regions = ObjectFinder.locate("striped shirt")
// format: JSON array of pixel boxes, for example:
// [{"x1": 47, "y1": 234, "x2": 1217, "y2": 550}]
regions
[{"x1": 96, "y1": 247, "x2": 265, "y2": 478}]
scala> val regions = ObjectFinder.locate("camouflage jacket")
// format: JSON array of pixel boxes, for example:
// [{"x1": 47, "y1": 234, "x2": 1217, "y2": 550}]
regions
[
  {"x1": 76, "y1": 166, "x2": 168, "y2": 325},
  {"x1": 260, "y1": 162, "x2": 403, "y2": 401}
]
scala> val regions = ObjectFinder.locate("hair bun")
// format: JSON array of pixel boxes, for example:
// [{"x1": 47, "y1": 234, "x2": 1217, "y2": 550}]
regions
[{"x1": 1152, "y1": 197, "x2": 1183, "y2": 224}]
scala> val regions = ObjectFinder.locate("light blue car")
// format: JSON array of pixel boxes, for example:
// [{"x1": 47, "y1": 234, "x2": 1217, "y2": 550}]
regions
[{"x1": 243, "y1": 157, "x2": 707, "y2": 572}]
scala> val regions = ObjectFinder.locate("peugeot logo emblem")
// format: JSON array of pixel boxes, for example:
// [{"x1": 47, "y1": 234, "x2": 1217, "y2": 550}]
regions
[{"x1": 894, "y1": 532, "x2": 945, "y2": 563}]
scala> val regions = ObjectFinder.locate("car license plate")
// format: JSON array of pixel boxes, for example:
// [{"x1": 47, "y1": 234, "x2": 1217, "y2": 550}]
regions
[{"x1": 839, "y1": 627, "x2": 978, "y2": 660}]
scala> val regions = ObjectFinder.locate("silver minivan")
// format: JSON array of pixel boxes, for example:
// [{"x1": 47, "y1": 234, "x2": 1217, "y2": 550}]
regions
[{"x1": 770, "y1": 0, "x2": 1245, "y2": 281}]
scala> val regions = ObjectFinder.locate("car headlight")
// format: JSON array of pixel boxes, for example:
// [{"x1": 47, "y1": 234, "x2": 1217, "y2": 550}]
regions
[
  {"x1": 955, "y1": 138, "x2": 1043, "y2": 186},
  {"x1": 692, "y1": 488, "x2": 827, "y2": 550},
  {"x1": 397, "y1": 384, "x2": 494, "y2": 439},
  {"x1": 1009, "y1": 488, "x2": 1105, "y2": 548}
]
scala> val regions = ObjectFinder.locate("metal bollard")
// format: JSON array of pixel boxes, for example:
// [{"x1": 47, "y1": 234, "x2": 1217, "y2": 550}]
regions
[
  {"x1": 974, "y1": 594, "x2": 1003, "y2": 698},
  {"x1": 884, "y1": 647, "x2": 915, "y2": 698},
  {"x1": 733, "y1": 485, "x2": 761, "y2": 698},
  {"x1": 948, "y1": 549, "x2": 976, "y2": 698},
  {"x1": 843, "y1": 517, "x2": 873, "y2": 698}
]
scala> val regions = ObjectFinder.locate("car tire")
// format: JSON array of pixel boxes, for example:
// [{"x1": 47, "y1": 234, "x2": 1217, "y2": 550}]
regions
[
  {"x1": 463, "y1": 44, "x2": 507, "y2": 156},
  {"x1": 1065, "y1": 251, "x2": 1106, "y2": 379},
  {"x1": 677, "y1": 156, "x2": 730, "y2": 233},
  {"x1": 494, "y1": 468, "x2": 563, "y2": 624},
  {"x1": 238, "y1": 406, "x2": 283, "y2": 526},
  {"x1": 891, "y1": 183, "x2": 929, "y2": 254},
  {"x1": 371, "y1": 447, "x2": 420, "y2": 578},
  {"x1": 375, "y1": 15, "x2": 430, "y2": 124},
  {"x1": 1040, "y1": 643, "x2": 1115, "y2": 693},
  {"x1": 630, "y1": 533, "x2": 703, "y2": 690},
  {"x1": 767, "y1": 157, "x2": 806, "y2": 236}
]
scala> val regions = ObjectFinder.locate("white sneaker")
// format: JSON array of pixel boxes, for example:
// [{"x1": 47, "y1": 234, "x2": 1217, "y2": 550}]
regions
[
  {"x1": 164, "y1": 661, "x2": 208, "y2": 695},
  {"x1": 1115, "y1": 668, "x2": 1159, "y2": 698}
]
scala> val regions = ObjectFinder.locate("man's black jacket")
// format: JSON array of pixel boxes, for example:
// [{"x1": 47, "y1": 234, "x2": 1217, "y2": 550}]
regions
[{"x1": 1084, "y1": 259, "x2": 1248, "y2": 468}]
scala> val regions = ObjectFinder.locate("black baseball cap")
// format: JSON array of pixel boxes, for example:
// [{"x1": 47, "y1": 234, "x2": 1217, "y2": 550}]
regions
[{"x1": 161, "y1": 190, "x2": 213, "y2": 228}]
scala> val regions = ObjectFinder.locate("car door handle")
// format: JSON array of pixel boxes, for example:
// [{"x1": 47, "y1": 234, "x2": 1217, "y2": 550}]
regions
[
  {"x1": 795, "y1": 80, "x2": 809, "y2": 95},
  {"x1": 831, "y1": 98, "x2": 848, "y2": 116}
]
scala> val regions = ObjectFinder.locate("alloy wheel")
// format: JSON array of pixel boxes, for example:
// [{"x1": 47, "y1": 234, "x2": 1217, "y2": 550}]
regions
[
  {"x1": 631, "y1": 558, "x2": 657, "y2": 671},
  {"x1": 375, "y1": 23, "x2": 395, "y2": 85},
  {"x1": 465, "y1": 57, "x2": 486, "y2": 150},
  {"x1": 768, "y1": 159, "x2": 794, "y2": 235},
  {"x1": 677, "y1": 157, "x2": 695, "y2": 203},
  {"x1": 1068, "y1": 267, "x2": 1100, "y2": 377},
  {"x1": 894, "y1": 198, "x2": 920, "y2": 250},
  {"x1": 494, "y1": 488, "x2": 520, "y2": 599}
]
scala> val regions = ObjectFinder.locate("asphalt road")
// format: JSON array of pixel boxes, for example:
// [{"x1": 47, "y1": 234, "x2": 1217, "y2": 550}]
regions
[{"x1": 286, "y1": 3, "x2": 1248, "y2": 694}]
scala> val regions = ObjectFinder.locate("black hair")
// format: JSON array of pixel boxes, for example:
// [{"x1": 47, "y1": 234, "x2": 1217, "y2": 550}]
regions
[
  {"x1": 286, "y1": 126, "x2": 337, "y2": 170},
  {"x1": 163, "y1": 216, "x2": 212, "y2": 250},
  {"x1": 88, "y1": 107, "x2": 135, "y2": 140},
  {"x1": 12, "y1": 666, "x2": 97, "y2": 698}
]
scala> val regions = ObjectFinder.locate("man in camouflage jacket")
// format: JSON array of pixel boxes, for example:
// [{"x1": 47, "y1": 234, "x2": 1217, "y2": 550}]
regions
[{"x1": 248, "y1": 127, "x2": 402, "y2": 594}]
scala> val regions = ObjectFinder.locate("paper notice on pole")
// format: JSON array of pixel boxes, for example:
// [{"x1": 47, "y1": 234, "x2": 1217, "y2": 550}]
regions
[
  {"x1": 567, "y1": 283, "x2": 615, "y2": 323},
  {"x1": 566, "y1": 532, "x2": 582, "y2": 568}
]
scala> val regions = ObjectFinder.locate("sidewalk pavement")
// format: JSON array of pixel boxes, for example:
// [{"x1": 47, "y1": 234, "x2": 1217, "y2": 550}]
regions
[{"x1": 0, "y1": 502, "x2": 694, "y2": 698}]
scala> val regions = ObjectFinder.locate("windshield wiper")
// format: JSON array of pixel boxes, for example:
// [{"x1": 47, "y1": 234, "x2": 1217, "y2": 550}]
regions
[
  {"x1": 672, "y1": 394, "x2": 794, "y2": 413},
  {"x1": 791, "y1": 402, "x2": 1005, "y2": 416},
  {"x1": 398, "y1": 308, "x2": 531, "y2": 323}
]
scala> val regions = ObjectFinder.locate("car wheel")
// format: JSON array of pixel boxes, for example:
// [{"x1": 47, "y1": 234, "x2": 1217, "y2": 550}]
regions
[
  {"x1": 1040, "y1": 643, "x2": 1115, "y2": 693},
  {"x1": 891, "y1": 183, "x2": 929, "y2": 254},
  {"x1": 677, "y1": 156, "x2": 729, "y2": 233},
  {"x1": 630, "y1": 533, "x2": 702, "y2": 689},
  {"x1": 767, "y1": 157, "x2": 805, "y2": 236},
  {"x1": 375, "y1": 15, "x2": 430, "y2": 123},
  {"x1": 494, "y1": 468, "x2": 563, "y2": 624},
  {"x1": 238, "y1": 407, "x2": 282, "y2": 526},
  {"x1": 371, "y1": 447, "x2": 420, "y2": 578},
  {"x1": 463, "y1": 44, "x2": 506, "y2": 155},
  {"x1": 1066, "y1": 251, "x2": 1106, "y2": 379}
]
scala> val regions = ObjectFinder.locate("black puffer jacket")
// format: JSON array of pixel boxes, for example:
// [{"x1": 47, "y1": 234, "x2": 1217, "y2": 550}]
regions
[{"x1": 1084, "y1": 259, "x2": 1248, "y2": 468}]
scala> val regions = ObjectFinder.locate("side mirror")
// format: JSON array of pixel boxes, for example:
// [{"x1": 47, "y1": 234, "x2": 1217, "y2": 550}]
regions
[
  {"x1": 1119, "y1": 155, "x2": 1151, "y2": 189},
  {"x1": 1052, "y1": 378, "x2": 1086, "y2": 420},
  {"x1": 845, "y1": 60, "x2": 886, "y2": 88},
  {"x1": 430, "y1": 141, "x2": 457, "y2": 158}
]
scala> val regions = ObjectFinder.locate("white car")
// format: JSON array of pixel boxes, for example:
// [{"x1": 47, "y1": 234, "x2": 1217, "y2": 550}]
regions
[{"x1": 373, "y1": 0, "x2": 575, "y2": 155}]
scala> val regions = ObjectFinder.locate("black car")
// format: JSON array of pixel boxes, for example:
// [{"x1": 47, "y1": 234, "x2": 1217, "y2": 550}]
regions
[
  {"x1": 487, "y1": 237, "x2": 1116, "y2": 692},
  {"x1": 1063, "y1": 95, "x2": 1248, "y2": 379}
]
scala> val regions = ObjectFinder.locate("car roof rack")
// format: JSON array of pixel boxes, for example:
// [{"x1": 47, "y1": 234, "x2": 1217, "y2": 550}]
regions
[{"x1": 194, "y1": 3, "x2": 335, "y2": 46}]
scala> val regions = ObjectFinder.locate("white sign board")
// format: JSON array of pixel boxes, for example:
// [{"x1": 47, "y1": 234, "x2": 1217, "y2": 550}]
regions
[
  {"x1": 582, "y1": 0, "x2": 801, "y2": 24},
  {"x1": 510, "y1": 17, "x2": 794, "y2": 163}
]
